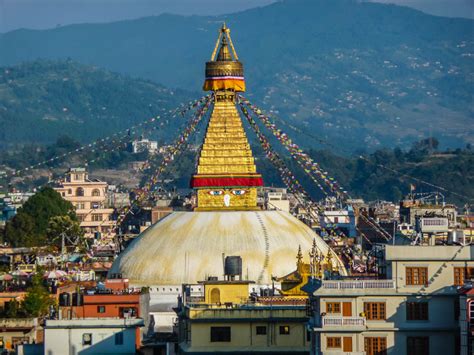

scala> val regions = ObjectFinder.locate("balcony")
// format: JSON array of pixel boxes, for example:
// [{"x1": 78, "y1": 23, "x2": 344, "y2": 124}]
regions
[
  {"x1": 322, "y1": 279, "x2": 395, "y2": 290},
  {"x1": 319, "y1": 316, "x2": 366, "y2": 331},
  {"x1": 322, "y1": 315, "x2": 366, "y2": 327}
]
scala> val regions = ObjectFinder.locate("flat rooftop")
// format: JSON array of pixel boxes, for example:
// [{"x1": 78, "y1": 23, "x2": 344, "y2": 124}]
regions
[{"x1": 385, "y1": 245, "x2": 473, "y2": 261}]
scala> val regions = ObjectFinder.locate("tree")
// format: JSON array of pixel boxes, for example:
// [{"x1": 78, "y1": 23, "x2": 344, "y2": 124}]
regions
[
  {"x1": 46, "y1": 215, "x2": 84, "y2": 250},
  {"x1": 3, "y1": 187, "x2": 76, "y2": 247},
  {"x1": 5, "y1": 299, "x2": 20, "y2": 318},
  {"x1": 22, "y1": 274, "x2": 55, "y2": 317},
  {"x1": 3, "y1": 213, "x2": 37, "y2": 247}
]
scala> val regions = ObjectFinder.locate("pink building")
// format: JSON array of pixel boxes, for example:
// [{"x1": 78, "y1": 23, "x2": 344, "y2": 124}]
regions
[{"x1": 55, "y1": 168, "x2": 116, "y2": 240}]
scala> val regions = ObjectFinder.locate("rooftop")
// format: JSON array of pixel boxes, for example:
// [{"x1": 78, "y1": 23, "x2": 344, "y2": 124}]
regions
[{"x1": 385, "y1": 245, "x2": 473, "y2": 261}]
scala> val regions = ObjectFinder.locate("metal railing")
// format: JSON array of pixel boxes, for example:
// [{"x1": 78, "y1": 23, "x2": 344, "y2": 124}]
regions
[
  {"x1": 322, "y1": 279, "x2": 395, "y2": 289},
  {"x1": 322, "y1": 316, "x2": 366, "y2": 327}
]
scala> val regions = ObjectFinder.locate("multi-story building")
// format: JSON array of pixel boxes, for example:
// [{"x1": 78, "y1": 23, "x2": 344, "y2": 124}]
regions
[
  {"x1": 44, "y1": 318, "x2": 144, "y2": 354},
  {"x1": 55, "y1": 168, "x2": 115, "y2": 239},
  {"x1": 175, "y1": 279, "x2": 310, "y2": 354},
  {"x1": 306, "y1": 245, "x2": 474, "y2": 355},
  {"x1": 131, "y1": 138, "x2": 158, "y2": 154},
  {"x1": 459, "y1": 285, "x2": 474, "y2": 355}
]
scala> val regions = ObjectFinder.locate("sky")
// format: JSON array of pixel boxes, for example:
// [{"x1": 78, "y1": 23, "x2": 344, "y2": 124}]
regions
[{"x1": 0, "y1": 0, "x2": 473, "y2": 33}]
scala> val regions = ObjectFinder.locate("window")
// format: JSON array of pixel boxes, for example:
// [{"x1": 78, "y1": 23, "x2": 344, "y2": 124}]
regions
[
  {"x1": 364, "y1": 302, "x2": 386, "y2": 320},
  {"x1": 406, "y1": 301, "x2": 428, "y2": 320},
  {"x1": 210, "y1": 327, "x2": 231, "y2": 342},
  {"x1": 76, "y1": 187, "x2": 85, "y2": 197},
  {"x1": 76, "y1": 202, "x2": 85, "y2": 210},
  {"x1": 97, "y1": 305, "x2": 106, "y2": 313},
  {"x1": 279, "y1": 325, "x2": 290, "y2": 335},
  {"x1": 68, "y1": 189, "x2": 72, "y2": 195},
  {"x1": 364, "y1": 337, "x2": 387, "y2": 355},
  {"x1": 407, "y1": 336, "x2": 429, "y2": 355},
  {"x1": 77, "y1": 214, "x2": 85, "y2": 222},
  {"x1": 114, "y1": 332, "x2": 124, "y2": 345},
  {"x1": 327, "y1": 337, "x2": 341, "y2": 348},
  {"x1": 92, "y1": 189, "x2": 101, "y2": 197},
  {"x1": 92, "y1": 214, "x2": 103, "y2": 222},
  {"x1": 82, "y1": 333, "x2": 92, "y2": 346},
  {"x1": 326, "y1": 302, "x2": 341, "y2": 313},
  {"x1": 454, "y1": 267, "x2": 474, "y2": 286},
  {"x1": 256, "y1": 326, "x2": 267, "y2": 335},
  {"x1": 406, "y1": 267, "x2": 428, "y2": 286}
]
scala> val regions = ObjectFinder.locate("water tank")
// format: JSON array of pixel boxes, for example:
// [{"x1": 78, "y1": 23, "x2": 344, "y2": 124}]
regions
[
  {"x1": 59, "y1": 292, "x2": 70, "y2": 307},
  {"x1": 224, "y1": 256, "x2": 242, "y2": 277},
  {"x1": 72, "y1": 293, "x2": 84, "y2": 306}
]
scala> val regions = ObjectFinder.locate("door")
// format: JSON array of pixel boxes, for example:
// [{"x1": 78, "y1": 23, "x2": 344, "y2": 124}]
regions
[
  {"x1": 342, "y1": 302, "x2": 352, "y2": 316},
  {"x1": 343, "y1": 337, "x2": 353, "y2": 352}
]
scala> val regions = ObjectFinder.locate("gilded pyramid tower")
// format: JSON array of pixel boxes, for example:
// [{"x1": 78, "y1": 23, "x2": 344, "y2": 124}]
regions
[{"x1": 191, "y1": 24, "x2": 263, "y2": 210}]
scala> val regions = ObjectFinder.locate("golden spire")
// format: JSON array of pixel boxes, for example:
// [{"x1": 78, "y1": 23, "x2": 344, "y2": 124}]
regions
[
  {"x1": 192, "y1": 25, "x2": 262, "y2": 210},
  {"x1": 216, "y1": 35, "x2": 232, "y2": 61},
  {"x1": 203, "y1": 24, "x2": 245, "y2": 92}
]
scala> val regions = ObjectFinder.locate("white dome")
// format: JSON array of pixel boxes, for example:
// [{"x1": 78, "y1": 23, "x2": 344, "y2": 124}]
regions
[{"x1": 110, "y1": 210, "x2": 346, "y2": 285}]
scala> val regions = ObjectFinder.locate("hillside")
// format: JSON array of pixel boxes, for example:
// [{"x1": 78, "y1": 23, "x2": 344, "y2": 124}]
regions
[
  {"x1": 0, "y1": 0, "x2": 472, "y2": 151},
  {"x1": 0, "y1": 60, "x2": 194, "y2": 147}
]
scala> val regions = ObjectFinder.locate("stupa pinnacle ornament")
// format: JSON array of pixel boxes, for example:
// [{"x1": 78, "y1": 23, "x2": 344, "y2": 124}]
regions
[
  {"x1": 203, "y1": 23, "x2": 245, "y2": 92},
  {"x1": 191, "y1": 24, "x2": 263, "y2": 211}
]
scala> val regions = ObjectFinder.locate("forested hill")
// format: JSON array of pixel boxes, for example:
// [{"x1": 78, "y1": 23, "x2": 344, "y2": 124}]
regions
[
  {"x1": 0, "y1": 60, "x2": 194, "y2": 148},
  {"x1": 1, "y1": 0, "x2": 473, "y2": 151}
]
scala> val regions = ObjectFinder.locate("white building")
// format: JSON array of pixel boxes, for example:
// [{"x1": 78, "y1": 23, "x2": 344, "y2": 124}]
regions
[
  {"x1": 307, "y1": 245, "x2": 474, "y2": 355},
  {"x1": 262, "y1": 187, "x2": 290, "y2": 212},
  {"x1": 44, "y1": 318, "x2": 144, "y2": 355},
  {"x1": 131, "y1": 138, "x2": 158, "y2": 154}
]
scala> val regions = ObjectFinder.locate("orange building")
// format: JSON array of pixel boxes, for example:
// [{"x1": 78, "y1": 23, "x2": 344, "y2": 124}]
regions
[{"x1": 57, "y1": 278, "x2": 149, "y2": 350}]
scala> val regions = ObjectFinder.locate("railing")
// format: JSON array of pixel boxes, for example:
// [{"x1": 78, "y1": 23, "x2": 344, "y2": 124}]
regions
[
  {"x1": 322, "y1": 279, "x2": 395, "y2": 289},
  {"x1": 322, "y1": 316, "x2": 366, "y2": 327}
]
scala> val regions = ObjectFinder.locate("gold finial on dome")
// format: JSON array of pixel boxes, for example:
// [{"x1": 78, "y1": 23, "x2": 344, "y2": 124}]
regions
[
  {"x1": 216, "y1": 35, "x2": 232, "y2": 61},
  {"x1": 204, "y1": 24, "x2": 245, "y2": 92}
]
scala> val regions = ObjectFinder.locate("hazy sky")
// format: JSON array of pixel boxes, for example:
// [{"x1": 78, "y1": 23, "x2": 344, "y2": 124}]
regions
[{"x1": 0, "y1": 0, "x2": 473, "y2": 33}]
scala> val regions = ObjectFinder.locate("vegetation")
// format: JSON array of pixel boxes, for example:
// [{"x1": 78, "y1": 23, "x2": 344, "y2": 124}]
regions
[
  {"x1": 0, "y1": 0, "x2": 472, "y2": 150},
  {"x1": 22, "y1": 274, "x2": 55, "y2": 317},
  {"x1": 1, "y1": 274, "x2": 55, "y2": 318},
  {"x1": 0, "y1": 60, "x2": 194, "y2": 148},
  {"x1": 2, "y1": 187, "x2": 77, "y2": 247}
]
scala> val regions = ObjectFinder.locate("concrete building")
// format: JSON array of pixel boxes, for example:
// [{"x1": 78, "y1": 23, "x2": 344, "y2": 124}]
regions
[
  {"x1": 306, "y1": 245, "x2": 474, "y2": 355},
  {"x1": 0, "y1": 318, "x2": 41, "y2": 353},
  {"x1": 55, "y1": 168, "x2": 115, "y2": 239},
  {"x1": 176, "y1": 279, "x2": 310, "y2": 354},
  {"x1": 131, "y1": 138, "x2": 158, "y2": 154},
  {"x1": 321, "y1": 206, "x2": 357, "y2": 238},
  {"x1": 458, "y1": 285, "x2": 474, "y2": 355},
  {"x1": 399, "y1": 199, "x2": 457, "y2": 228},
  {"x1": 44, "y1": 318, "x2": 144, "y2": 355},
  {"x1": 261, "y1": 187, "x2": 290, "y2": 212}
]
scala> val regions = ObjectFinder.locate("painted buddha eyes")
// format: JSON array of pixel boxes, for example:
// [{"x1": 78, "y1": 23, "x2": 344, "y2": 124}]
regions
[{"x1": 208, "y1": 189, "x2": 247, "y2": 196}]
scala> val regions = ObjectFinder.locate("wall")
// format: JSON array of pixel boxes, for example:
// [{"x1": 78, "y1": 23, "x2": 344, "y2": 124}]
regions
[
  {"x1": 44, "y1": 326, "x2": 137, "y2": 355},
  {"x1": 188, "y1": 321, "x2": 308, "y2": 351}
]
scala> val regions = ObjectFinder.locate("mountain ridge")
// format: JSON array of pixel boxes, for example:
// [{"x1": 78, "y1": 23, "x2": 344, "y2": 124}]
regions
[{"x1": 0, "y1": 0, "x2": 473, "y2": 150}]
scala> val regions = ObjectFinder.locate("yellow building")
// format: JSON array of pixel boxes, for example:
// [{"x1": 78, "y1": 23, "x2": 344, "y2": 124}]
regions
[
  {"x1": 55, "y1": 168, "x2": 115, "y2": 239},
  {"x1": 305, "y1": 245, "x2": 474, "y2": 355},
  {"x1": 176, "y1": 279, "x2": 310, "y2": 354}
]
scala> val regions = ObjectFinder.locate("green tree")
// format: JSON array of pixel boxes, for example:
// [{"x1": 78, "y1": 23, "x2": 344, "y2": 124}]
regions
[
  {"x1": 5, "y1": 299, "x2": 20, "y2": 318},
  {"x1": 3, "y1": 187, "x2": 76, "y2": 247},
  {"x1": 22, "y1": 274, "x2": 55, "y2": 317},
  {"x1": 46, "y1": 215, "x2": 84, "y2": 250},
  {"x1": 3, "y1": 213, "x2": 36, "y2": 247}
]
